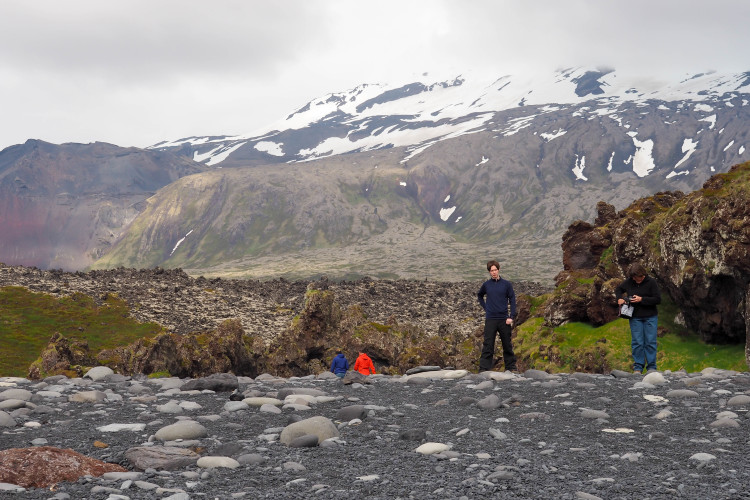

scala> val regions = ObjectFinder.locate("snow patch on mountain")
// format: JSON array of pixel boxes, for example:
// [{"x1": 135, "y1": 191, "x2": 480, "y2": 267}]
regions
[
  {"x1": 170, "y1": 229, "x2": 193, "y2": 256},
  {"x1": 572, "y1": 155, "x2": 588, "y2": 181},
  {"x1": 255, "y1": 141, "x2": 284, "y2": 156}
]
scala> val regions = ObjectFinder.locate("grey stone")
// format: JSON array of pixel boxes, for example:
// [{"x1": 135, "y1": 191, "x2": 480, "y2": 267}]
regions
[
  {"x1": 290, "y1": 434, "x2": 320, "y2": 448},
  {"x1": 336, "y1": 405, "x2": 367, "y2": 421},
  {"x1": 181, "y1": 373, "x2": 238, "y2": 392},
  {"x1": 279, "y1": 416, "x2": 339, "y2": 445},
  {"x1": 125, "y1": 446, "x2": 199, "y2": 471}
]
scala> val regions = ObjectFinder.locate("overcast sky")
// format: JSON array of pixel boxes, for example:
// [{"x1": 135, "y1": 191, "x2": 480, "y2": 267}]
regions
[{"x1": 1, "y1": 0, "x2": 748, "y2": 152}]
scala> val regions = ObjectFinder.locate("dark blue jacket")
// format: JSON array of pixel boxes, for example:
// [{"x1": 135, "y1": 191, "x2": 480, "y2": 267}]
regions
[
  {"x1": 477, "y1": 277, "x2": 516, "y2": 320},
  {"x1": 330, "y1": 353, "x2": 349, "y2": 375},
  {"x1": 615, "y1": 275, "x2": 661, "y2": 318}
]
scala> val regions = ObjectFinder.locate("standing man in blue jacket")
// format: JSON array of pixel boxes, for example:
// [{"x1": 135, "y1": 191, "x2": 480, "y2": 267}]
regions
[{"x1": 477, "y1": 260, "x2": 517, "y2": 372}]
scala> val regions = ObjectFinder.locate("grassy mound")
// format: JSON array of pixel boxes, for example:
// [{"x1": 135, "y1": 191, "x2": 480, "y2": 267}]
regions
[
  {"x1": 0, "y1": 286, "x2": 162, "y2": 377},
  {"x1": 514, "y1": 293, "x2": 747, "y2": 373}
]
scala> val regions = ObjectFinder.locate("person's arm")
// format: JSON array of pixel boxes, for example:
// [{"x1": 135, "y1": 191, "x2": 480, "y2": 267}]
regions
[
  {"x1": 508, "y1": 283, "x2": 517, "y2": 321},
  {"x1": 638, "y1": 280, "x2": 662, "y2": 306},
  {"x1": 615, "y1": 282, "x2": 628, "y2": 305},
  {"x1": 477, "y1": 283, "x2": 487, "y2": 311}
]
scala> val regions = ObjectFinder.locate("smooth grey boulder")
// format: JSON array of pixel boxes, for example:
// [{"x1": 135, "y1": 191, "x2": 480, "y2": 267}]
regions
[
  {"x1": 477, "y1": 393, "x2": 504, "y2": 410},
  {"x1": 154, "y1": 420, "x2": 208, "y2": 441},
  {"x1": 279, "y1": 416, "x2": 339, "y2": 445},
  {"x1": 0, "y1": 388, "x2": 32, "y2": 401},
  {"x1": 181, "y1": 373, "x2": 238, "y2": 392},
  {"x1": 277, "y1": 387, "x2": 327, "y2": 399},
  {"x1": 290, "y1": 434, "x2": 319, "y2": 448},
  {"x1": 405, "y1": 366, "x2": 442, "y2": 375},
  {"x1": 336, "y1": 405, "x2": 367, "y2": 421}
]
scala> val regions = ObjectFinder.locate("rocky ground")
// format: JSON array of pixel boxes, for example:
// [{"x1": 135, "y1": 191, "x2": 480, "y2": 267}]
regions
[
  {"x1": 0, "y1": 265, "x2": 550, "y2": 344},
  {"x1": 1, "y1": 367, "x2": 750, "y2": 499}
]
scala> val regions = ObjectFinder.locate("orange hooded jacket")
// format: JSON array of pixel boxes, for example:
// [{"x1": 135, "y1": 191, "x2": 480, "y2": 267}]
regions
[{"x1": 353, "y1": 352, "x2": 376, "y2": 375}]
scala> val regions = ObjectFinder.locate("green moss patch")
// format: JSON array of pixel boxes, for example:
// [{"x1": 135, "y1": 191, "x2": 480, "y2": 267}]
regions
[{"x1": 0, "y1": 287, "x2": 162, "y2": 377}]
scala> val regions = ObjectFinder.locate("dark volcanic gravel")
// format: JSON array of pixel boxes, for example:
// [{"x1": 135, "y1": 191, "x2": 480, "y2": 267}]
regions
[{"x1": 2, "y1": 368, "x2": 750, "y2": 499}]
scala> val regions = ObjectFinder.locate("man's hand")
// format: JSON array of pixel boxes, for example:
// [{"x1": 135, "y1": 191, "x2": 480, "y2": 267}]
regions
[{"x1": 506, "y1": 318, "x2": 513, "y2": 326}]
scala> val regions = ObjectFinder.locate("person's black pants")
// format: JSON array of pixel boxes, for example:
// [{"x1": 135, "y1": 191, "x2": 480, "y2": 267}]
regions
[{"x1": 479, "y1": 318, "x2": 516, "y2": 371}]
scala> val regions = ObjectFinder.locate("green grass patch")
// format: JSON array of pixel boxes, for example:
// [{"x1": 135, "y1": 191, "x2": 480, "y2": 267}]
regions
[
  {"x1": 0, "y1": 286, "x2": 163, "y2": 377},
  {"x1": 514, "y1": 316, "x2": 746, "y2": 374}
]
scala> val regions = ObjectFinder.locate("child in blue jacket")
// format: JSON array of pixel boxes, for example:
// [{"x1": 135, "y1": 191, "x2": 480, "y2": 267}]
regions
[{"x1": 330, "y1": 351, "x2": 349, "y2": 377}]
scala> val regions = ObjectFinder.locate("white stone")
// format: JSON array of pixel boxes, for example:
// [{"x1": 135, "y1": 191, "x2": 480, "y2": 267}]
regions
[
  {"x1": 415, "y1": 442, "x2": 452, "y2": 455},
  {"x1": 243, "y1": 397, "x2": 283, "y2": 407},
  {"x1": 284, "y1": 394, "x2": 318, "y2": 404},
  {"x1": 716, "y1": 411, "x2": 739, "y2": 419},
  {"x1": 689, "y1": 453, "x2": 716, "y2": 462},
  {"x1": 68, "y1": 390, "x2": 107, "y2": 403},
  {"x1": 653, "y1": 409, "x2": 674, "y2": 420},
  {"x1": 224, "y1": 401, "x2": 249, "y2": 412},
  {"x1": 196, "y1": 456, "x2": 240, "y2": 469},
  {"x1": 480, "y1": 371, "x2": 515, "y2": 381},
  {"x1": 356, "y1": 475, "x2": 379, "y2": 481},
  {"x1": 97, "y1": 423, "x2": 147, "y2": 432},
  {"x1": 179, "y1": 401, "x2": 202, "y2": 411},
  {"x1": 156, "y1": 402, "x2": 184, "y2": 414},
  {"x1": 642, "y1": 372, "x2": 667, "y2": 385},
  {"x1": 155, "y1": 420, "x2": 208, "y2": 441}
]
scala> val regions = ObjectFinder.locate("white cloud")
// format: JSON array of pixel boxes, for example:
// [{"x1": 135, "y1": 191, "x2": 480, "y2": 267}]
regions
[{"x1": 0, "y1": 0, "x2": 749, "y2": 151}]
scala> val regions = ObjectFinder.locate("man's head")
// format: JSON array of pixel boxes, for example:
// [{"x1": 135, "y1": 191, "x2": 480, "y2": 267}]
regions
[
  {"x1": 628, "y1": 263, "x2": 647, "y2": 283},
  {"x1": 486, "y1": 260, "x2": 500, "y2": 279}
]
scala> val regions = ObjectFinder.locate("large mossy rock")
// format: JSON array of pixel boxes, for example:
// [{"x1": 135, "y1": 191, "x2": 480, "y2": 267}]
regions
[{"x1": 544, "y1": 161, "x2": 750, "y2": 366}]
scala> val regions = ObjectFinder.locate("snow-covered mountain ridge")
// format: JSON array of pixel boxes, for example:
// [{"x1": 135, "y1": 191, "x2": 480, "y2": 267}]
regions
[
  {"x1": 151, "y1": 68, "x2": 750, "y2": 170},
  {"x1": 90, "y1": 67, "x2": 750, "y2": 282}
]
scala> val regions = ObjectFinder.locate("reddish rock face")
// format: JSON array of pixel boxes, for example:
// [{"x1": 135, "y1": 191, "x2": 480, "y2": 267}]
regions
[
  {"x1": 0, "y1": 446, "x2": 127, "y2": 488},
  {"x1": 0, "y1": 140, "x2": 208, "y2": 271}
]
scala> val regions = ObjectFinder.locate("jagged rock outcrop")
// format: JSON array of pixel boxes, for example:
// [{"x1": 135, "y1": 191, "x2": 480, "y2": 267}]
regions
[
  {"x1": 29, "y1": 319, "x2": 263, "y2": 380},
  {"x1": 261, "y1": 283, "x2": 485, "y2": 377},
  {"x1": 26, "y1": 281, "x2": 539, "y2": 378},
  {"x1": 544, "y1": 162, "x2": 750, "y2": 365},
  {"x1": 27, "y1": 333, "x2": 94, "y2": 379}
]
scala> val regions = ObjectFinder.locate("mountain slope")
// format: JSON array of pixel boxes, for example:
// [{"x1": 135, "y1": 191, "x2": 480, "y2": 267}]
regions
[
  {"x1": 0, "y1": 140, "x2": 209, "y2": 270},
  {"x1": 95, "y1": 69, "x2": 750, "y2": 282}
]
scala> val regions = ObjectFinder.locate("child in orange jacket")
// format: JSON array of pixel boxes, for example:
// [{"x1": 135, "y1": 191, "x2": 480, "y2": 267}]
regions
[{"x1": 353, "y1": 352, "x2": 376, "y2": 375}]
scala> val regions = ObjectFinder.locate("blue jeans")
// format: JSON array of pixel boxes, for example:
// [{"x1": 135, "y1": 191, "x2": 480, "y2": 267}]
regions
[{"x1": 630, "y1": 316, "x2": 658, "y2": 372}]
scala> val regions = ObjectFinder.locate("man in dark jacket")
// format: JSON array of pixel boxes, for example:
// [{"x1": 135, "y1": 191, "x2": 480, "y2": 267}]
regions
[
  {"x1": 615, "y1": 262, "x2": 661, "y2": 374},
  {"x1": 477, "y1": 260, "x2": 517, "y2": 372},
  {"x1": 330, "y1": 351, "x2": 349, "y2": 378}
]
